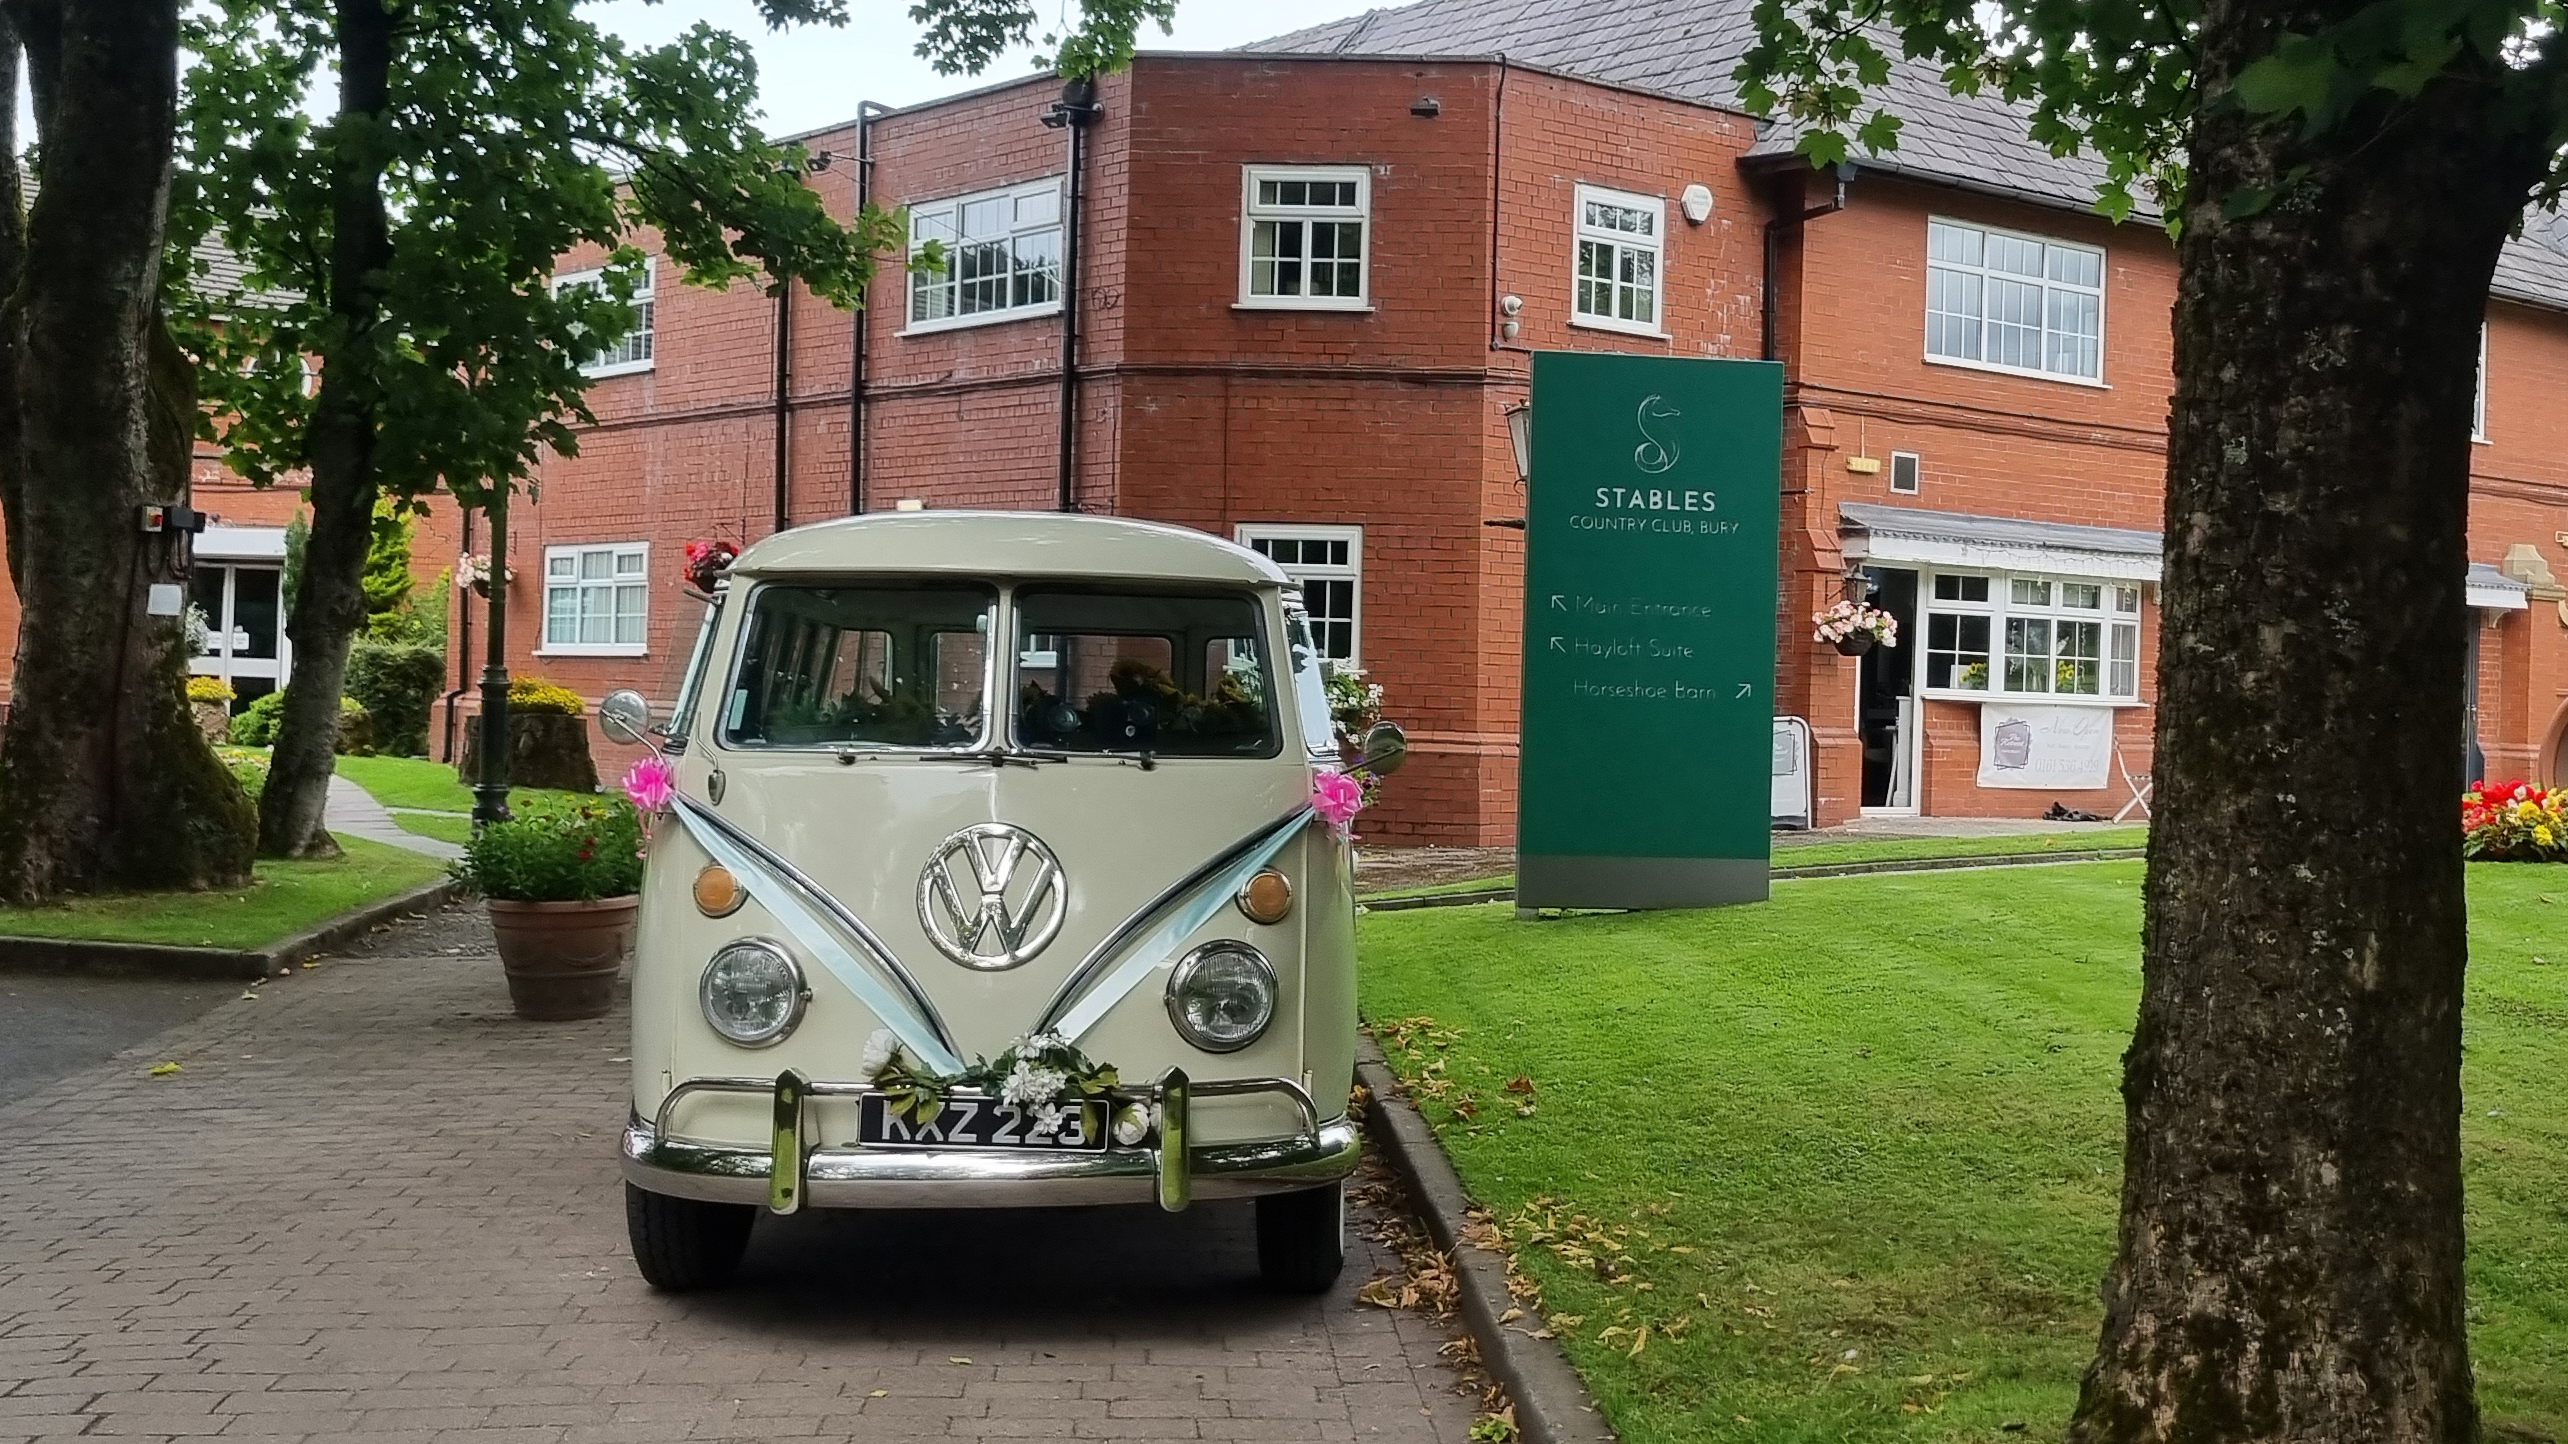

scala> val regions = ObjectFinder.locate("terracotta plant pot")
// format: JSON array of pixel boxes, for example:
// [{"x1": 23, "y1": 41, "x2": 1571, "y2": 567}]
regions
[
  {"x1": 486, "y1": 895, "x2": 638, "y2": 1021},
  {"x1": 1833, "y1": 633, "x2": 1877, "y2": 656}
]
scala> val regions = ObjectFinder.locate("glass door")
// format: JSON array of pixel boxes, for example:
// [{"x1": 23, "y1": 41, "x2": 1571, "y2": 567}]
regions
[{"x1": 189, "y1": 565, "x2": 291, "y2": 703}]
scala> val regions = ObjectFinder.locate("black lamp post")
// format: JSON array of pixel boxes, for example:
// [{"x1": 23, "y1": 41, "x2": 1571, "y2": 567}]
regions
[{"x1": 471, "y1": 487, "x2": 512, "y2": 827}]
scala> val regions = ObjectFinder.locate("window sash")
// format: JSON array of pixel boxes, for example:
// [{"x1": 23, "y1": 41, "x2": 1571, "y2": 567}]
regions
[
  {"x1": 542, "y1": 544, "x2": 649, "y2": 653},
  {"x1": 907, "y1": 179, "x2": 1066, "y2": 330},
  {"x1": 1924, "y1": 218, "x2": 2104, "y2": 381},
  {"x1": 1571, "y1": 186, "x2": 1663, "y2": 332},
  {"x1": 1240, "y1": 168, "x2": 1370, "y2": 307},
  {"x1": 1237, "y1": 526, "x2": 1361, "y2": 664},
  {"x1": 1920, "y1": 568, "x2": 2141, "y2": 701},
  {"x1": 553, "y1": 263, "x2": 656, "y2": 376}
]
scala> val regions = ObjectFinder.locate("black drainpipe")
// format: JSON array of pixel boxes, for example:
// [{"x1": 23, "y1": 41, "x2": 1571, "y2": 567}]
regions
[
  {"x1": 1042, "y1": 78, "x2": 1103, "y2": 513},
  {"x1": 440, "y1": 502, "x2": 475, "y2": 764},
  {"x1": 848, "y1": 100, "x2": 890, "y2": 515},
  {"x1": 771, "y1": 276, "x2": 793, "y2": 533},
  {"x1": 1762, "y1": 162, "x2": 1853, "y2": 364}
]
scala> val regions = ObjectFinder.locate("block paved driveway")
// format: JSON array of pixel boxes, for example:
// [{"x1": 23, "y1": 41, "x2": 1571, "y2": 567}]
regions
[{"x1": 0, "y1": 903, "x2": 1481, "y2": 1443}]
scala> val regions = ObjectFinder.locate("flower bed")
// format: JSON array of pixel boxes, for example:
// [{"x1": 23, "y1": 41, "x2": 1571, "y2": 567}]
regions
[{"x1": 2464, "y1": 779, "x2": 2567, "y2": 861}]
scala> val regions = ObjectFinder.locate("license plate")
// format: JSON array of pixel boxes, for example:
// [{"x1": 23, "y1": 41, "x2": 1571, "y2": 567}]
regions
[{"x1": 857, "y1": 1094, "x2": 1108, "y2": 1151}]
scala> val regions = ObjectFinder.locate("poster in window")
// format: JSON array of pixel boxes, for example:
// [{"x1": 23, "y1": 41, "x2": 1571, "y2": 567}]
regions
[{"x1": 1976, "y1": 703, "x2": 2113, "y2": 790}]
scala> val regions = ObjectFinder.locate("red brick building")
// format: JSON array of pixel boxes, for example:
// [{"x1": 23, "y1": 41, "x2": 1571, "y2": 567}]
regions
[{"x1": 462, "y1": 0, "x2": 2568, "y2": 841}]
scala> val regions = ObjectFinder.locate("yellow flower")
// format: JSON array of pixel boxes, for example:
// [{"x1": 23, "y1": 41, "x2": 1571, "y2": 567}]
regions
[
  {"x1": 2540, "y1": 826, "x2": 2558, "y2": 847},
  {"x1": 2518, "y1": 800, "x2": 2542, "y2": 819}
]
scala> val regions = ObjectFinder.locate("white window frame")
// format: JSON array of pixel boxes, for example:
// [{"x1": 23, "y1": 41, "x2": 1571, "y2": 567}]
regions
[
  {"x1": 2473, "y1": 323, "x2": 2489, "y2": 442},
  {"x1": 1889, "y1": 450, "x2": 1922, "y2": 495},
  {"x1": 1235, "y1": 524, "x2": 1363, "y2": 665},
  {"x1": 1236, "y1": 166, "x2": 1373, "y2": 312},
  {"x1": 551, "y1": 261, "x2": 655, "y2": 379},
  {"x1": 1570, "y1": 184, "x2": 1667, "y2": 338},
  {"x1": 539, "y1": 542, "x2": 650, "y2": 658},
  {"x1": 903, "y1": 177, "x2": 1066, "y2": 336},
  {"x1": 1917, "y1": 568, "x2": 2142, "y2": 704},
  {"x1": 1922, "y1": 217, "x2": 2107, "y2": 386}
]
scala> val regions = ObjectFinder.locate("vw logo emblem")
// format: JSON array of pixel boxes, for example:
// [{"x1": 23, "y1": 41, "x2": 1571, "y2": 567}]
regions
[{"x1": 917, "y1": 823, "x2": 1068, "y2": 970}]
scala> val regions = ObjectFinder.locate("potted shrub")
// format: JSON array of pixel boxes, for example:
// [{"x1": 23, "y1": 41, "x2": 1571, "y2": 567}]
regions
[
  {"x1": 453, "y1": 795, "x2": 645, "y2": 1020},
  {"x1": 458, "y1": 676, "x2": 600, "y2": 791},
  {"x1": 185, "y1": 675, "x2": 234, "y2": 742}
]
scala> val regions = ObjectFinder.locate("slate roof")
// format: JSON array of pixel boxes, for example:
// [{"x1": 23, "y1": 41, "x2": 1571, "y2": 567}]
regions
[
  {"x1": 1839, "y1": 502, "x2": 2161, "y2": 560},
  {"x1": 1246, "y1": 0, "x2": 2568, "y2": 313}
]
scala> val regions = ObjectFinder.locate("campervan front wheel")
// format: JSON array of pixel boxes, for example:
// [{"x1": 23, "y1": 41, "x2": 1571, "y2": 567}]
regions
[
  {"x1": 625, "y1": 1184, "x2": 755, "y2": 1291},
  {"x1": 1254, "y1": 1183, "x2": 1346, "y2": 1294}
]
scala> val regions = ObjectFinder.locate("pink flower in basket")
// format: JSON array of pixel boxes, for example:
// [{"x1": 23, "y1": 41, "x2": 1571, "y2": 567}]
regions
[
  {"x1": 1312, "y1": 769, "x2": 1366, "y2": 838},
  {"x1": 622, "y1": 754, "x2": 677, "y2": 814}
]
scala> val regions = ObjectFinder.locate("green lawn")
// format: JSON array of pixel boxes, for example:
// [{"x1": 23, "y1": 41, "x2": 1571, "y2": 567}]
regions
[
  {"x1": 391, "y1": 811, "x2": 472, "y2": 846},
  {"x1": 1357, "y1": 830, "x2": 2150, "y2": 902},
  {"x1": 331, "y1": 753, "x2": 588, "y2": 815},
  {"x1": 0, "y1": 834, "x2": 445, "y2": 950},
  {"x1": 1357, "y1": 863, "x2": 2568, "y2": 1444}
]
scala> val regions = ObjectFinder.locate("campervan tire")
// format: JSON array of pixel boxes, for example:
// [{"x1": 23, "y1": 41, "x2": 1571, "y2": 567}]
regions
[
  {"x1": 1255, "y1": 1182, "x2": 1346, "y2": 1294},
  {"x1": 625, "y1": 1183, "x2": 754, "y2": 1291}
]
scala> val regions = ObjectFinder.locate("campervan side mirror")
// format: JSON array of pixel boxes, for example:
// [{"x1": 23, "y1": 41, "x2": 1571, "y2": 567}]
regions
[
  {"x1": 598, "y1": 689, "x2": 655, "y2": 749},
  {"x1": 1356, "y1": 721, "x2": 1408, "y2": 778}
]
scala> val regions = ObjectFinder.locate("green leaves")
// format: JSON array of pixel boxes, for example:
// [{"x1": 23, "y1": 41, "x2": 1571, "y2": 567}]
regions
[
  {"x1": 1735, "y1": 0, "x2": 2568, "y2": 225},
  {"x1": 168, "y1": 0, "x2": 916, "y2": 514}
]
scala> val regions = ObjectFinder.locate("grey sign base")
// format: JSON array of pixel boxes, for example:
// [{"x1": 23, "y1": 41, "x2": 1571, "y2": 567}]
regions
[{"x1": 1516, "y1": 855, "x2": 1769, "y2": 912}]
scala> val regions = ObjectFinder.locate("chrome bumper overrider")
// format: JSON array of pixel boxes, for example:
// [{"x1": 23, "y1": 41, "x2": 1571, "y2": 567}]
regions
[{"x1": 620, "y1": 1067, "x2": 1359, "y2": 1213}]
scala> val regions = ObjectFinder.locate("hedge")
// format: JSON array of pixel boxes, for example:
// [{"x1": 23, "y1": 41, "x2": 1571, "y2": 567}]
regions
[{"x1": 347, "y1": 640, "x2": 446, "y2": 758}]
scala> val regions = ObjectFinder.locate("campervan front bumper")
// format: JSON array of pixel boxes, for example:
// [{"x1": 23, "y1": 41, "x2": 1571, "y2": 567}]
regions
[{"x1": 620, "y1": 1069, "x2": 1359, "y2": 1212}]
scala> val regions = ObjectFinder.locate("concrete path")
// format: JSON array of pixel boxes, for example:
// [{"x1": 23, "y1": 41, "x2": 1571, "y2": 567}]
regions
[
  {"x1": 0, "y1": 903, "x2": 1482, "y2": 1443},
  {"x1": 324, "y1": 773, "x2": 461, "y2": 861}
]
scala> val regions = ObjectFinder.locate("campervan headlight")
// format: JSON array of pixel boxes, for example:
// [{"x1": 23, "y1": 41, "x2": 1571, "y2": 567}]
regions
[
  {"x1": 699, "y1": 939, "x2": 808, "y2": 1047},
  {"x1": 1165, "y1": 941, "x2": 1277, "y2": 1053}
]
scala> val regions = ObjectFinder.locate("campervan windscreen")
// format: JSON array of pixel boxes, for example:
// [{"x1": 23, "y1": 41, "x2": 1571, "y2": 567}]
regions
[
  {"x1": 720, "y1": 584, "x2": 993, "y2": 749},
  {"x1": 1011, "y1": 588, "x2": 1279, "y2": 759}
]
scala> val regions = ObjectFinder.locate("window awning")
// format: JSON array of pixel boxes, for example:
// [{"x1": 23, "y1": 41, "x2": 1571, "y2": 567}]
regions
[
  {"x1": 1840, "y1": 503, "x2": 2162, "y2": 582},
  {"x1": 196, "y1": 525, "x2": 287, "y2": 563},
  {"x1": 1843, "y1": 503, "x2": 2537, "y2": 611},
  {"x1": 2467, "y1": 563, "x2": 2530, "y2": 612}
]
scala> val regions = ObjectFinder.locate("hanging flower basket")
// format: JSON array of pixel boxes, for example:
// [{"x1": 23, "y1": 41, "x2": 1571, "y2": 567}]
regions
[
  {"x1": 683, "y1": 539, "x2": 740, "y2": 595},
  {"x1": 1813, "y1": 599, "x2": 1898, "y2": 655},
  {"x1": 456, "y1": 552, "x2": 514, "y2": 598}
]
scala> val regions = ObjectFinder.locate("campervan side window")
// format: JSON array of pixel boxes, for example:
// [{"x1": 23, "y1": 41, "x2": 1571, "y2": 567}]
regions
[{"x1": 720, "y1": 584, "x2": 993, "y2": 750}]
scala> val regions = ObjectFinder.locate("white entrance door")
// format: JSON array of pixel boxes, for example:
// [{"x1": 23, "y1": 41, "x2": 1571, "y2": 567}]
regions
[{"x1": 189, "y1": 565, "x2": 292, "y2": 702}]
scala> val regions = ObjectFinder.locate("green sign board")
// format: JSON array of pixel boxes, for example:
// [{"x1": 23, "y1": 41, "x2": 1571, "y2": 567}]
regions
[{"x1": 1517, "y1": 353, "x2": 1784, "y2": 910}]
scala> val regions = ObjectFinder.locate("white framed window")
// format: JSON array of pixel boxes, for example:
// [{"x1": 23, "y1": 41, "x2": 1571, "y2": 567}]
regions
[
  {"x1": 1889, "y1": 451, "x2": 1922, "y2": 495},
  {"x1": 1237, "y1": 524, "x2": 1362, "y2": 663},
  {"x1": 1238, "y1": 166, "x2": 1370, "y2": 309},
  {"x1": 1572, "y1": 185, "x2": 1664, "y2": 335},
  {"x1": 1924, "y1": 218, "x2": 2105, "y2": 383},
  {"x1": 906, "y1": 178, "x2": 1064, "y2": 334},
  {"x1": 552, "y1": 261, "x2": 655, "y2": 378},
  {"x1": 2473, "y1": 323, "x2": 2489, "y2": 442},
  {"x1": 541, "y1": 543, "x2": 649, "y2": 656},
  {"x1": 1920, "y1": 569, "x2": 2141, "y2": 701}
]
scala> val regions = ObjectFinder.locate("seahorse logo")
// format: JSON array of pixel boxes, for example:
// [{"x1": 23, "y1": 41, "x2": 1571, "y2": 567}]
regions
[{"x1": 1633, "y1": 394, "x2": 1681, "y2": 474}]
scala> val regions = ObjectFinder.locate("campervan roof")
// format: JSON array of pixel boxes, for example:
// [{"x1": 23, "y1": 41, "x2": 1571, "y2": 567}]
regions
[{"x1": 730, "y1": 511, "x2": 1288, "y2": 586}]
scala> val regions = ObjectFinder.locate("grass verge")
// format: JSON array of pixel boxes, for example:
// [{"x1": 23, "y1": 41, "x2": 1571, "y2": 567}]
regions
[
  {"x1": 1357, "y1": 862, "x2": 2567, "y2": 1443},
  {"x1": 1356, "y1": 829, "x2": 2152, "y2": 903},
  {"x1": 331, "y1": 753, "x2": 587, "y2": 816},
  {"x1": 392, "y1": 811, "x2": 473, "y2": 846},
  {"x1": 0, "y1": 834, "x2": 446, "y2": 950}
]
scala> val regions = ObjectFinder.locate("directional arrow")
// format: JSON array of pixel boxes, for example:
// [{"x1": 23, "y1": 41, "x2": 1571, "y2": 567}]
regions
[
  {"x1": 1549, "y1": 594, "x2": 1567, "y2": 611},
  {"x1": 1548, "y1": 637, "x2": 1566, "y2": 653}
]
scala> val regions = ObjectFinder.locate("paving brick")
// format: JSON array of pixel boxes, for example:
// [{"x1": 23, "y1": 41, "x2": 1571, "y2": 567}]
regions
[{"x1": 0, "y1": 906, "x2": 1481, "y2": 1442}]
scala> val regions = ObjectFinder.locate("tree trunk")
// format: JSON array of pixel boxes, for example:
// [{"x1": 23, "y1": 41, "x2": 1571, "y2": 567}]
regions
[
  {"x1": 255, "y1": 0, "x2": 396, "y2": 858},
  {"x1": 0, "y1": 0, "x2": 255, "y2": 900},
  {"x1": 2069, "y1": 12, "x2": 2552, "y2": 1440}
]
